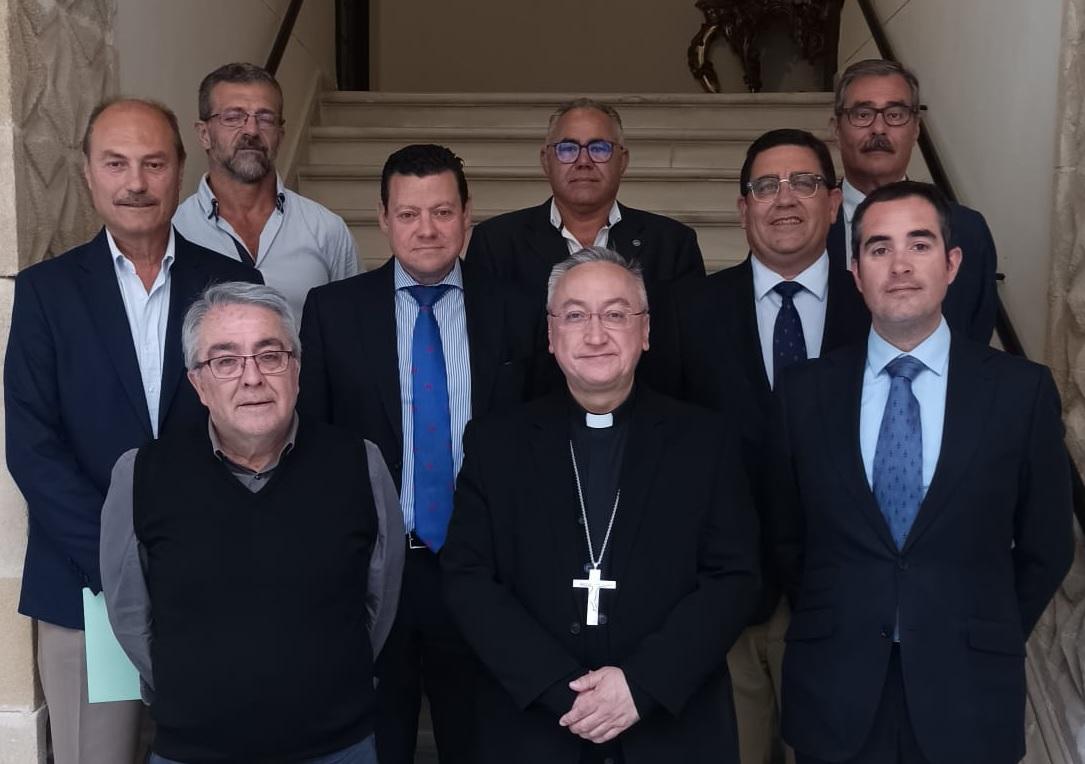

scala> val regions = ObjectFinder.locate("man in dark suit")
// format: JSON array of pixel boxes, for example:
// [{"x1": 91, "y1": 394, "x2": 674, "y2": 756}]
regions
[
  {"x1": 828, "y1": 59, "x2": 997, "y2": 343},
  {"x1": 5, "y1": 98, "x2": 260, "y2": 764},
  {"x1": 443, "y1": 247, "x2": 759, "y2": 764},
  {"x1": 298, "y1": 144, "x2": 547, "y2": 764},
  {"x1": 465, "y1": 97, "x2": 705, "y2": 310},
  {"x1": 772, "y1": 181, "x2": 1073, "y2": 764},
  {"x1": 653, "y1": 129, "x2": 869, "y2": 764}
]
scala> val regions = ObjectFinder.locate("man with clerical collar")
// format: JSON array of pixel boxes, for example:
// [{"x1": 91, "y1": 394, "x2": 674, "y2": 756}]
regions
[
  {"x1": 100, "y1": 282, "x2": 404, "y2": 764},
  {"x1": 771, "y1": 181, "x2": 1072, "y2": 764},
  {"x1": 443, "y1": 246, "x2": 759, "y2": 764},
  {"x1": 828, "y1": 58, "x2": 997, "y2": 343},
  {"x1": 465, "y1": 97, "x2": 705, "y2": 311},
  {"x1": 650, "y1": 128, "x2": 870, "y2": 764},
  {"x1": 174, "y1": 62, "x2": 359, "y2": 319}
]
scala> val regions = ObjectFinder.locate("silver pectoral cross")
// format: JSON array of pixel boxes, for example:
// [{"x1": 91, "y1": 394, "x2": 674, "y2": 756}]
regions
[{"x1": 572, "y1": 567, "x2": 617, "y2": 626}]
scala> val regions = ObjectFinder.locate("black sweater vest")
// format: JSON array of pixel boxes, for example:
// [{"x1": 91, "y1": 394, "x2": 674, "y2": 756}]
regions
[{"x1": 134, "y1": 421, "x2": 378, "y2": 763}]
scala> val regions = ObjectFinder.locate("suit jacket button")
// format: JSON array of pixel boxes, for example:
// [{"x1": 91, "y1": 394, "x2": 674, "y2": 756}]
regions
[
  {"x1": 880, "y1": 627, "x2": 890, "y2": 639},
  {"x1": 570, "y1": 622, "x2": 581, "y2": 635},
  {"x1": 577, "y1": 515, "x2": 585, "y2": 526},
  {"x1": 898, "y1": 559, "x2": 909, "y2": 571},
  {"x1": 597, "y1": 614, "x2": 608, "y2": 625}
]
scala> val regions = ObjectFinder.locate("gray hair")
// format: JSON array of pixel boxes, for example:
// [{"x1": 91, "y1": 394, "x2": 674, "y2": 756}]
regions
[
  {"x1": 833, "y1": 59, "x2": 921, "y2": 115},
  {"x1": 182, "y1": 282, "x2": 300, "y2": 370},
  {"x1": 546, "y1": 98, "x2": 624, "y2": 143},
  {"x1": 546, "y1": 246, "x2": 647, "y2": 311},
  {"x1": 198, "y1": 62, "x2": 283, "y2": 121}
]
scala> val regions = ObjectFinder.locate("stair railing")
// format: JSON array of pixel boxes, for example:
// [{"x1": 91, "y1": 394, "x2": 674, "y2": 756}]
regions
[{"x1": 265, "y1": 0, "x2": 305, "y2": 76}]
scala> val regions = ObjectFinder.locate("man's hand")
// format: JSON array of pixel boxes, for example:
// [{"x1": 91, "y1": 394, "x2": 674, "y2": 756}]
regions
[{"x1": 558, "y1": 667, "x2": 640, "y2": 743}]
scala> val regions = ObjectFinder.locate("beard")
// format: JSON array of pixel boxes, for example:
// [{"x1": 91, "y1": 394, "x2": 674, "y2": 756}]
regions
[{"x1": 219, "y1": 135, "x2": 274, "y2": 183}]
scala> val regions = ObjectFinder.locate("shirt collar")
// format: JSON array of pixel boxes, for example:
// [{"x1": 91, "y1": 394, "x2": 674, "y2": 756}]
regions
[
  {"x1": 393, "y1": 257, "x2": 464, "y2": 291},
  {"x1": 106, "y1": 227, "x2": 176, "y2": 274},
  {"x1": 548, "y1": 199, "x2": 622, "y2": 232},
  {"x1": 209, "y1": 412, "x2": 299, "y2": 473},
  {"x1": 198, "y1": 173, "x2": 287, "y2": 221},
  {"x1": 841, "y1": 178, "x2": 866, "y2": 224},
  {"x1": 750, "y1": 250, "x2": 830, "y2": 302},
  {"x1": 866, "y1": 316, "x2": 951, "y2": 379}
]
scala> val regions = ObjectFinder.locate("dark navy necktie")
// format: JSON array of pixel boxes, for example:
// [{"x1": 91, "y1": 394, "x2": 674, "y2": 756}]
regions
[
  {"x1": 872, "y1": 355, "x2": 926, "y2": 549},
  {"x1": 773, "y1": 281, "x2": 808, "y2": 385},
  {"x1": 407, "y1": 284, "x2": 454, "y2": 551}
]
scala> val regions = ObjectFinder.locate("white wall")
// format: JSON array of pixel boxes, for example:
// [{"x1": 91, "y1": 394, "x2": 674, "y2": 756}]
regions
[
  {"x1": 115, "y1": 0, "x2": 336, "y2": 195},
  {"x1": 839, "y1": 0, "x2": 1064, "y2": 359}
]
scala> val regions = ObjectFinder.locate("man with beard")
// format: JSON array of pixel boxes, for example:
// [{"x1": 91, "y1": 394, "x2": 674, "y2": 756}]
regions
[
  {"x1": 174, "y1": 62, "x2": 359, "y2": 318},
  {"x1": 827, "y1": 59, "x2": 997, "y2": 343}
]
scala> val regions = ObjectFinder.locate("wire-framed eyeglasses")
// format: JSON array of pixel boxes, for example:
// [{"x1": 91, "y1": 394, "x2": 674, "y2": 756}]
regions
[
  {"x1": 746, "y1": 173, "x2": 827, "y2": 202},
  {"x1": 195, "y1": 350, "x2": 295, "y2": 379}
]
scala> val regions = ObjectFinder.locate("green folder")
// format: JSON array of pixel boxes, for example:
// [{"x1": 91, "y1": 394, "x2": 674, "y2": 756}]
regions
[{"x1": 81, "y1": 588, "x2": 140, "y2": 703}]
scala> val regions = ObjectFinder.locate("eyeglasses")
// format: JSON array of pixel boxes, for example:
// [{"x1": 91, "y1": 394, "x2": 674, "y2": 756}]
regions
[
  {"x1": 205, "y1": 110, "x2": 283, "y2": 130},
  {"x1": 195, "y1": 350, "x2": 294, "y2": 379},
  {"x1": 548, "y1": 140, "x2": 622, "y2": 164},
  {"x1": 746, "y1": 173, "x2": 827, "y2": 202},
  {"x1": 838, "y1": 104, "x2": 921, "y2": 128},
  {"x1": 548, "y1": 309, "x2": 648, "y2": 329}
]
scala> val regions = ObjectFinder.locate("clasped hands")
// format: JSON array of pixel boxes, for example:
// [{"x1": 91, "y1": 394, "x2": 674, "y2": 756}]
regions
[{"x1": 558, "y1": 666, "x2": 640, "y2": 744}]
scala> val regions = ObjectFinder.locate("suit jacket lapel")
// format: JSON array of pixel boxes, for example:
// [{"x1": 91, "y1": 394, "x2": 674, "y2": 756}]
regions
[
  {"x1": 76, "y1": 229, "x2": 153, "y2": 437},
  {"x1": 822, "y1": 261, "x2": 870, "y2": 354},
  {"x1": 820, "y1": 345, "x2": 898, "y2": 552},
  {"x1": 828, "y1": 216, "x2": 847, "y2": 270},
  {"x1": 158, "y1": 234, "x2": 200, "y2": 429},
  {"x1": 902, "y1": 336, "x2": 992, "y2": 553},
  {"x1": 526, "y1": 200, "x2": 569, "y2": 269},
  {"x1": 462, "y1": 259, "x2": 501, "y2": 415},
  {"x1": 528, "y1": 395, "x2": 586, "y2": 618},
  {"x1": 608, "y1": 389, "x2": 667, "y2": 611},
  {"x1": 731, "y1": 258, "x2": 772, "y2": 400},
  {"x1": 361, "y1": 261, "x2": 404, "y2": 451},
  {"x1": 608, "y1": 204, "x2": 646, "y2": 263}
]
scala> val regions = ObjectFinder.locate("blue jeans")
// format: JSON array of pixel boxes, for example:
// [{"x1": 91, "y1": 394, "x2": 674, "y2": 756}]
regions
[{"x1": 149, "y1": 733, "x2": 378, "y2": 764}]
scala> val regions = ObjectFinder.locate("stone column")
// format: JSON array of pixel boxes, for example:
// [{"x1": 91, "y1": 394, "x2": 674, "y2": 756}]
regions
[
  {"x1": 1038, "y1": 0, "x2": 1085, "y2": 762},
  {"x1": 0, "y1": 1, "x2": 115, "y2": 761}
]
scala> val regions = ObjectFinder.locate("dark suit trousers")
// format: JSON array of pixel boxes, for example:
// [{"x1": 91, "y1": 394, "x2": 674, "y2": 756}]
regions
[
  {"x1": 375, "y1": 546, "x2": 477, "y2": 764},
  {"x1": 795, "y1": 647, "x2": 930, "y2": 764}
]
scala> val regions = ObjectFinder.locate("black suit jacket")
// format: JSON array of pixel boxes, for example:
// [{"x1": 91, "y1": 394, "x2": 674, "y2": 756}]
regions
[
  {"x1": 771, "y1": 336, "x2": 1073, "y2": 764},
  {"x1": 442, "y1": 388, "x2": 760, "y2": 764},
  {"x1": 5, "y1": 228, "x2": 261, "y2": 629},
  {"x1": 297, "y1": 257, "x2": 549, "y2": 487},
  {"x1": 465, "y1": 199, "x2": 706, "y2": 310},
  {"x1": 649, "y1": 256, "x2": 870, "y2": 622},
  {"x1": 829, "y1": 200, "x2": 997, "y2": 343}
]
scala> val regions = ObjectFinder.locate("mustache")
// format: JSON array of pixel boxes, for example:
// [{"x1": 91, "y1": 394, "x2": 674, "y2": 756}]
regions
[
  {"x1": 861, "y1": 134, "x2": 894, "y2": 153},
  {"x1": 115, "y1": 193, "x2": 157, "y2": 206},
  {"x1": 234, "y1": 135, "x2": 267, "y2": 153}
]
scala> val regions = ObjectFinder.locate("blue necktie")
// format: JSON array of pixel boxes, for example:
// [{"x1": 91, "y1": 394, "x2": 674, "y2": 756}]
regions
[
  {"x1": 872, "y1": 355, "x2": 926, "y2": 549},
  {"x1": 407, "y1": 284, "x2": 454, "y2": 551},
  {"x1": 773, "y1": 281, "x2": 807, "y2": 386}
]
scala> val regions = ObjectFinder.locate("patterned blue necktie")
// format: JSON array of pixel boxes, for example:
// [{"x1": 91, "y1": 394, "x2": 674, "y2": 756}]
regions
[
  {"x1": 773, "y1": 281, "x2": 807, "y2": 385},
  {"x1": 872, "y1": 355, "x2": 926, "y2": 549},
  {"x1": 407, "y1": 284, "x2": 454, "y2": 551}
]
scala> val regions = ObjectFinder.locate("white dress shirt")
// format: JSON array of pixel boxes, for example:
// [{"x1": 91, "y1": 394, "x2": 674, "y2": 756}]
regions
[
  {"x1": 750, "y1": 251, "x2": 830, "y2": 388},
  {"x1": 550, "y1": 199, "x2": 622, "y2": 254},
  {"x1": 859, "y1": 317, "x2": 951, "y2": 495},
  {"x1": 107, "y1": 229, "x2": 174, "y2": 437}
]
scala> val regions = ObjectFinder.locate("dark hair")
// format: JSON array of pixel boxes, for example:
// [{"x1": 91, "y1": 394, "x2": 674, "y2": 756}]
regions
[
  {"x1": 198, "y1": 62, "x2": 283, "y2": 121},
  {"x1": 850, "y1": 180, "x2": 953, "y2": 261},
  {"x1": 82, "y1": 97, "x2": 187, "y2": 163},
  {"x1": 380, "y1": 144, "x2": 469, "y2": 208},
  {"x1": 739, "y1": 129, "x2": 837, "y2": 196},
  {"x1": 834, "y1": 59, "x2": 921, "y2": 115}
]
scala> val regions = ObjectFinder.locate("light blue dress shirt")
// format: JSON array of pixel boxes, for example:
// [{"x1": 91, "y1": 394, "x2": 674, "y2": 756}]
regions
[
  {"x1": 859, "y1": 317, "x2": 951, "y2": 496},
  {"x1": 393, "y1": 259, "x2": 472, "y2": 532},
  {"x1": 750, "y1": 251, "x2": 830, "y2": 388},
  {"x1": 107, "y1": 228, "x2": 174, "y2": 437}
]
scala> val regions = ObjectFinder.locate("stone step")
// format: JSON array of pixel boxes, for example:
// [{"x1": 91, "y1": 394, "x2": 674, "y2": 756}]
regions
[
  {"x1": 307, "y1": 126, "x2": 840, "y2": 169},
  {"x1": 346, "y1": 209, "x2": 748, "y2": 275},
  {"x1": 318, "y1": 91, "x2": 835, "y2": 132},
  {"x1": 299, "y1": 165, "x2": 744, "y2": 215}
]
